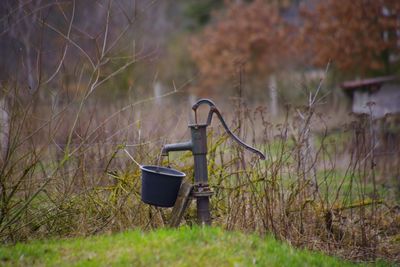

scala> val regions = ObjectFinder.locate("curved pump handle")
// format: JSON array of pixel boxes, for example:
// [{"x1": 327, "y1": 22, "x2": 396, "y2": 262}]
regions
[{"x1": 192, "y1": 99, "x2": 266, "y2": 160}]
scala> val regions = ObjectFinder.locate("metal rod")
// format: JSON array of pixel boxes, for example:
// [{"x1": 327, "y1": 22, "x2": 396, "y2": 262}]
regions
[{"x1": 197, "y1": 197, "x2": 211, "y2": 225}]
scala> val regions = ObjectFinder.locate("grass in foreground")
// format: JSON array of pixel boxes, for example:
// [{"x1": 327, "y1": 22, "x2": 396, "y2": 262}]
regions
[{"x1": 0, "y1": 227, "x2": 376, "y2": 266}]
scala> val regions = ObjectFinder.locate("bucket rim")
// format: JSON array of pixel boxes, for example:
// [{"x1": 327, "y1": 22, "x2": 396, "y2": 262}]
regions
[{"x1": 140, "y1": 165, "x2": 186, "y2": 178}]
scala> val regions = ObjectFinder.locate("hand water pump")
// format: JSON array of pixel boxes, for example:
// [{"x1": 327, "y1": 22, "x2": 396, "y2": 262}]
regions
[{"x1": 160, "y1": 99, "x2": 265, "y2": 225}]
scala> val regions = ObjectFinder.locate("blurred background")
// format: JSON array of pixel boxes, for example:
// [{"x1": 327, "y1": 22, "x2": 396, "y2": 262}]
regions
[
  {"x1": 0, "y1": 0, "x2": 399, "y2": 262},
  {"x1": 2, "y1": 0, "x2": 399, "y2": 108}
]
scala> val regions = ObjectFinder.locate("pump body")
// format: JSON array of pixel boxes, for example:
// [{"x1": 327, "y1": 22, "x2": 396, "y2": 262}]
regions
[{"x1": 161, "y1": 99, "x2": 265, "y2": 225}]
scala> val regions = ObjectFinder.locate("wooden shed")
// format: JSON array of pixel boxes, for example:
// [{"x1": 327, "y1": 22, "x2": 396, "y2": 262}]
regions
[
  {"x1": 341, "y1": 76, "x2": 400, "y2": 163},
  {"x1": 341, "y1": 76, "x2": 400, "y2": 118}
]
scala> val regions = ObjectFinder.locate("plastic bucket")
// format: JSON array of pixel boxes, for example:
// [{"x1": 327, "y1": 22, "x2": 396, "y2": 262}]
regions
[{"x1": 140, "y1": 165, "x2": 185, "y2": 207}]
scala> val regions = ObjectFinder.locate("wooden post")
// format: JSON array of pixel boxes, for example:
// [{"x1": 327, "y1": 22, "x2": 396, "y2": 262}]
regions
[
  {"x1": 268, "y1": 74, "x2": 278, "y2": 117},
  {"x1": 168, "y1": 182, "x2": 193, "y2": 227},
  {"x1": 0, "y1": 97, "x2": 9, "y2": 162}
]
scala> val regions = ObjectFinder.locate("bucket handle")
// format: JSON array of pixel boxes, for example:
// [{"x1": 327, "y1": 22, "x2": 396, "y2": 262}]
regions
[{"x1": 124, "y1": 148, "x2": 142, "y2": 167}]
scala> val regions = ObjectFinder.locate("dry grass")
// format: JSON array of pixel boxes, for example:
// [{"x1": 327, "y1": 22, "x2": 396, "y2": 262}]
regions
[
  {"x1": 0, "y1": 91, "x2": 399, "y2": 264},
  {"x1": 0, "y1": 1, "x2": 398, "y2": 264}
]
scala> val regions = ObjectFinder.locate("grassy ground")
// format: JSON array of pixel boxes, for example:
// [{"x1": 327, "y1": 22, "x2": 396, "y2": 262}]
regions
[{"x1": 0, "y1": 227, "x2": 378, "y2": 267}]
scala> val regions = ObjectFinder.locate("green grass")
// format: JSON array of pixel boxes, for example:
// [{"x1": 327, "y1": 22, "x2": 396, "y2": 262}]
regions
[{"x1": 0, "y1": 227, "x2": 367, "y2": 267}]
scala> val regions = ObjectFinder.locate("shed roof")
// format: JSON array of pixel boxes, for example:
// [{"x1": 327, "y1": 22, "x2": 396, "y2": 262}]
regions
[{"x1": 341, "y1": 75, "x2": 399, "y2": 91}]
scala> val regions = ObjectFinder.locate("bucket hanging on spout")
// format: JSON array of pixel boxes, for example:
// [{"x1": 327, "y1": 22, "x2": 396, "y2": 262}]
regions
[{"x1": 140, "y1": 165, "x2": 185, "y2": 207}]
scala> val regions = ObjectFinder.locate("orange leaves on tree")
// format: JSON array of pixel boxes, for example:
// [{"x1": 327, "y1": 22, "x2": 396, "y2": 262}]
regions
[
  {"x1": 191, "y1": 0, "x2": 400, "y2": 90},
  {"x1": 190, "y1": 0, "x2": 293, "y2": 89},
  {"x1": 300, "y1": 0, "x2": 400, "y2": 76}
]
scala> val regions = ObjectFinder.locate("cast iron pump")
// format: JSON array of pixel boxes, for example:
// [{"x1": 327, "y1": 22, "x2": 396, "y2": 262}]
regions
[{"x1": 162, "y1": 99, "x2": 265, "y2": 225}]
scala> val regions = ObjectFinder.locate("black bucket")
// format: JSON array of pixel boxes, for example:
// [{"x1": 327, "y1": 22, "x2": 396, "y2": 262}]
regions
[{"x1": 140, "y1": 165, "x2": 185, "y2": 207}]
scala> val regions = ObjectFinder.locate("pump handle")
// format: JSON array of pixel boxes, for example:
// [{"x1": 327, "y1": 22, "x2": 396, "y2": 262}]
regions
[{"x1": 192, "y1": 99, "x2": 266, "y2": 160}]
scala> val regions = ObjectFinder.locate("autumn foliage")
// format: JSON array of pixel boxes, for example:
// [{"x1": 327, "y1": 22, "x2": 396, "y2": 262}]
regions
[
  {"x1": 191, "y1": 0, "x2": 400, "y2": 89},
  {"x1": 190, "y1": 0, "x2": 293, "y2": 89},
  {"x1": 301, "y1": 0, "x2": 400, "y2": 76}
]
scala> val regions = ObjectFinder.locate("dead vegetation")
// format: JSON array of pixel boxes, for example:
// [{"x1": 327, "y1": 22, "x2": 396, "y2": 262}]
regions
[
  {"x1": 0, "y1": 87, "x2": 399, "y2": 264},
  {"x1": 0, "y1": 0, "x2": 399, "y2": 265}
]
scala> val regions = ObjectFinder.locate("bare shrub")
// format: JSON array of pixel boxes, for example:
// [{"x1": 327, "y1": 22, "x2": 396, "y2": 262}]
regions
[{"x1": 0, "y1": 1, "x2": 398, "y2": 264}]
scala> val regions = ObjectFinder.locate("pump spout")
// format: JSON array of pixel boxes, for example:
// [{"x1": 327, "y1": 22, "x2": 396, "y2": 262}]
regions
[{"x1": 161, "y1": 141, "x2": 193, "y2": 156}]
